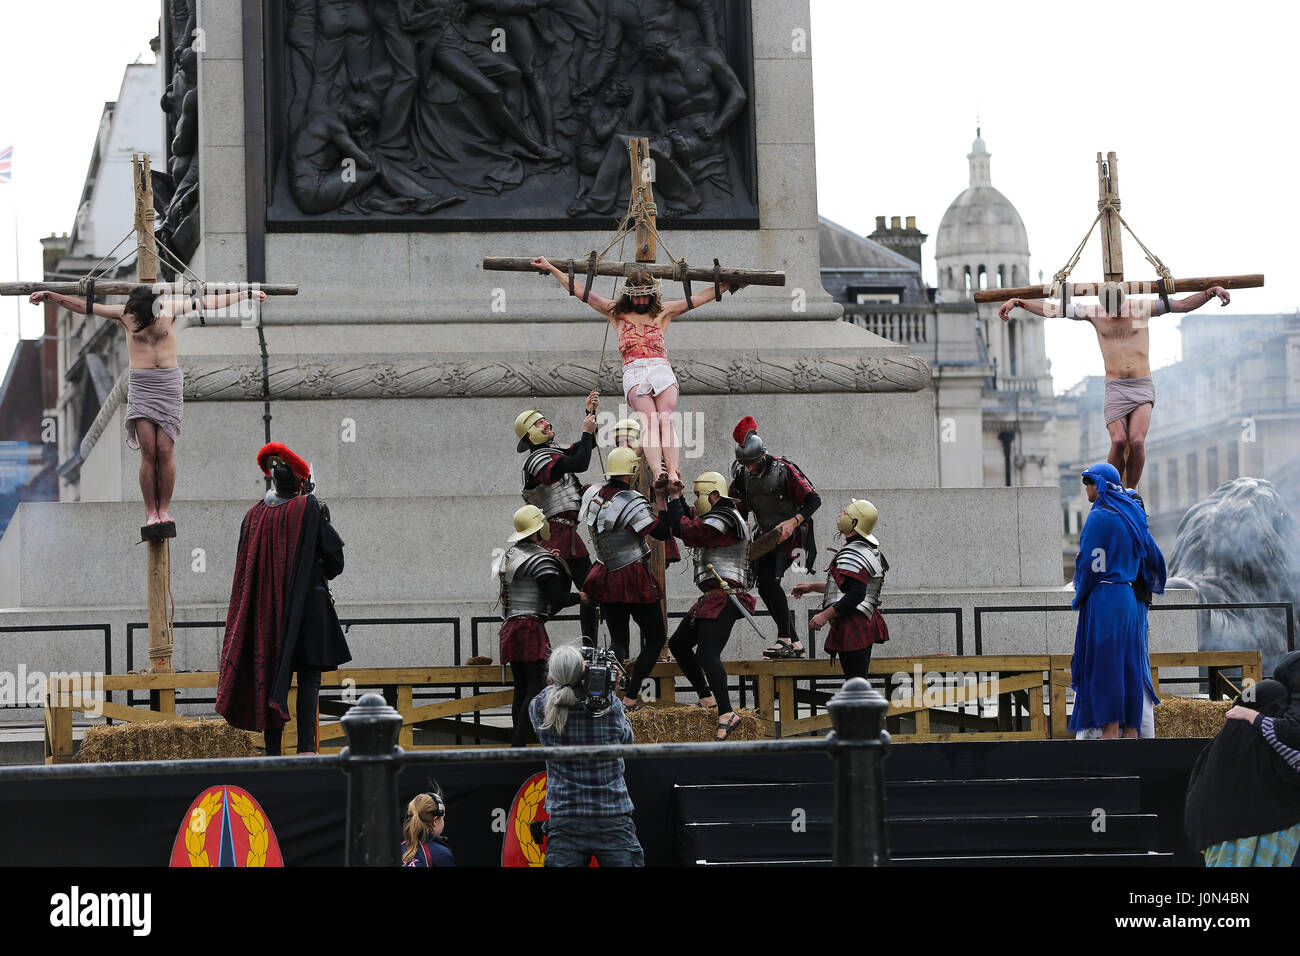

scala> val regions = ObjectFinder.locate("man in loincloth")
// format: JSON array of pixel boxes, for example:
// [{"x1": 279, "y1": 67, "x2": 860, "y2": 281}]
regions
[
  {"x1": 1000, "y1": 283, "x2": 1230, "y2": 488},
  {"x1": 32, "y1": 286, "x2": 267, "y2": 524}
]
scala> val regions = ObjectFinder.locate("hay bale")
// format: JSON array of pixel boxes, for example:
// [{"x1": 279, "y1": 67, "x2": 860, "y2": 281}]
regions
[
  {"x1": 77, "y1": 719, "x2": 261, "y2": 763},
  {"x1": 627, "y1": 703, "x2": 763, "y2": 743},
  {"x1": 1153, "y1": 693, "x2": 1232, "y2": 739}
]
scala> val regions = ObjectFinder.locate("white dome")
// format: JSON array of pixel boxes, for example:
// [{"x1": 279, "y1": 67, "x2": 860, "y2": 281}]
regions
[{"x1": 936, "y1": 185, "x2": 1029, "y2": 259}]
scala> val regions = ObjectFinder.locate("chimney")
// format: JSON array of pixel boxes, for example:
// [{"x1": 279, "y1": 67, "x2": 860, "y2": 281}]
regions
[{"x1": 868, "y1": 215, "x2": 928, "y2": 269}]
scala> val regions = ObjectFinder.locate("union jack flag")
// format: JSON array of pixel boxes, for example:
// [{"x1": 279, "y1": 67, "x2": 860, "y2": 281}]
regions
[{"x1": 0, "y1": 146, "x2": 11, "y2": 183}]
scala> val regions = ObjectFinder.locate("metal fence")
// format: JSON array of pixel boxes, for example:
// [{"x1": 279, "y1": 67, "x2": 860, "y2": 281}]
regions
[{"x1": 0, "y1": 683, "x2": 893, "y2": 868}]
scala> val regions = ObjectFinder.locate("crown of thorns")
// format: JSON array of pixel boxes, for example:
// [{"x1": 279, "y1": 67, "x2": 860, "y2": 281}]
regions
[{"x1": 620, "y1": 278, "x2": 662, "y2": 297}]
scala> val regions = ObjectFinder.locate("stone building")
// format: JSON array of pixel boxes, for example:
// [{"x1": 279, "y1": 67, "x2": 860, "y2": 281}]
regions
[{"x1": 825, "y1": 131, "x2": 1057, "y2": 492}]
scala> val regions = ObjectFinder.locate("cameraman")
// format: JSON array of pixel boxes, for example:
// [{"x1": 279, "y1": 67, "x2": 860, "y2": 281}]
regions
[{"x1": 528, "y1": 644, "x2": 644, "y2": 866}]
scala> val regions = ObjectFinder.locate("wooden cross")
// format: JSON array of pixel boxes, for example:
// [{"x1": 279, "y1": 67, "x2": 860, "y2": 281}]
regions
[
  {"x1": 0, "y1": 156, "x2": 300, "y2": 676},
  {"x1": 974, "y1": 151, "x2": 1264, "y2": 306},
  {"x1": 482, "y1": 138, "x2": 787, "y2": 291}
]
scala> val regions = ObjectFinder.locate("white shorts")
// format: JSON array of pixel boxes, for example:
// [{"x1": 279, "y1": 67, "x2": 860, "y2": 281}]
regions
[{"x1": 621, "y1": 357, "x2": 678, "y2": 398}]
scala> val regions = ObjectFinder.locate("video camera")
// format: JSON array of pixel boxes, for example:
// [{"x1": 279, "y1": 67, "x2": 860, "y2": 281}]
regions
[{"x1": 580, "y1": 644, "x2": 625, "y2": 716}]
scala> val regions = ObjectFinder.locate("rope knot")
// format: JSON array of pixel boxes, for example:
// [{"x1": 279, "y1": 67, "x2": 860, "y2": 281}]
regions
[{"x1": 1097, "y1": 198, "x2": 1121, "y2": 213}]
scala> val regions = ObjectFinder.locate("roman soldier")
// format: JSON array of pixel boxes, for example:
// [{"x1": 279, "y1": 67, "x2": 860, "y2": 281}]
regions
[
  {"x1": 578, "y1": 446, "x2": 674, "y2": 708},
  {"x1": 728, "y1": 416, "x2": 821, "y2": 659},
  {"x1": 216, "y1": 442, "x2": 350, "y2": 755},
  {"x1": 515, "y1": 389, "x2": 600, "y2": 646},
  {"x1": 496, "y1": 504, "x2": 582, "y2": 747},
  {"x1": 665, "y1": 472, "x2": 755, "y2": 740},
  {"x1": 795, "y1": 499, "x2": 890, "y2": 680},
  {"x1": 613, "y1": 414, "x2": 680, "y2": 568}
]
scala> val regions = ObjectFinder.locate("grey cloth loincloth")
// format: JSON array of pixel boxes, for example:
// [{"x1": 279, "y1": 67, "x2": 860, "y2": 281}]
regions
[
  {"x1": 124, "y1": 367, "x2": 184, "y2": 450},
  {"x1": 1103, "y1": 376, "x2": 1155, "y2": 424}
]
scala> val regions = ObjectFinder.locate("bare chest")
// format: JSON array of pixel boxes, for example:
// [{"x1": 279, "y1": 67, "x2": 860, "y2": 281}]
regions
[{"x1": 1093, "y1": 318, "x2": 1148, "y2": 345}]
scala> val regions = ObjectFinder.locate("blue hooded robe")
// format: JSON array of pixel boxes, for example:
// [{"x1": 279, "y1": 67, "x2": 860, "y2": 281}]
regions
[{"x1": 1069, "y1": 463, "x2": 1168, "y2": 732}]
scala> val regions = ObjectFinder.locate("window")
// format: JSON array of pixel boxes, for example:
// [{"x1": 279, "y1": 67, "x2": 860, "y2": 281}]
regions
[
  {"x1": 1148, "y1": 462, "x2": 1159, "y2": 513},
  {"x1": 1206, "y1": 446, "x2": 1220, "y2": 492},
  {"x1": 978, "y1": 265, "x2": 987, "y2": 290},
  {"x1": 1227, "y1": 441, "x2": 1239, "y2": 480},
  {"x1": 1167, "y1": 458, "x2": 1180, "y2": 508},
  {"x1": 1008, "y1": 321, "x2": 1018, "y2": 376},
  {"x1": 1063, "y1": 508, "x2": 1070, "y2": 535},
  {"x1": 854, "y1": 292, "x2": 900, "y2": 304},
  {"x1": 964, "y1": 266, "x2": 972, "y2": 294},
  {"x1": 1187, "y1": 452, "x2": 1199, "y2": 502},
  {"x1": 998, "y1": 265, "x2": 1006, "y2": 288}
]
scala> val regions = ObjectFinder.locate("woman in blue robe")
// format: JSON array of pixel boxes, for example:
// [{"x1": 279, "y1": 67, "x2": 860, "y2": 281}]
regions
[{"x1": 1070, "y1": 462, "x2": 1167, "y2": 737}]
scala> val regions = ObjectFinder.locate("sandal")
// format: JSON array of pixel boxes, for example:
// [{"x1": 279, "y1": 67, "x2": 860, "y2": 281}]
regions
[
  {"x1": 694, "y1": 699, "x2": 717, "y2": 709},
  {"x1": 762, "y1": 640, "x2": 807, "y2": 660},
  {"x1": 716, "y1": 713, "x2": 743, "y2": 741}
]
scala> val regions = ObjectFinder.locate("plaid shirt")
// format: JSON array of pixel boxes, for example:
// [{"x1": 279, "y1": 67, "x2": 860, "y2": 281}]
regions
[{"x1": 528, "y1": 690, "x2": 635, "y2": 818}]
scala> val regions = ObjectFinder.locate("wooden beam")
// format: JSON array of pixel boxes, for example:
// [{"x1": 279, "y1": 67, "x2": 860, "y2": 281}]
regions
[
  {"x1": 0, "y1": 281, "x2": 299, "y2": 296},
  {"x1": 973, "y1": 274, "x2": 1264, "y2": 304},
  {"x1": 1098, "y1": 151, "x2": 1124, "y2": 282},
  {"x1": 482, "y1": 257, "x2": 785, "y2": 287},
  {"x1": 134, "y1": 155, "x2": 159, "y2": 284},
  {"x1": 630, "y1": 137, "x2": 656, "y2": 263},
  {"x1": 146, "y1": 537, "x2": 174, "y2": 674}
]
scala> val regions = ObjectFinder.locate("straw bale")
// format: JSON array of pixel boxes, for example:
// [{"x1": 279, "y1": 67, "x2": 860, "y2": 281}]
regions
[
  {"x1": 77, "y1": 719, "x2": 260, "y2": 763},
  {"x1": 1153, "y1": 693, "x2": 1232, "y2": 739},
  {"x1": 627, "y1": 702, "x2": 763, "y2": 743}
]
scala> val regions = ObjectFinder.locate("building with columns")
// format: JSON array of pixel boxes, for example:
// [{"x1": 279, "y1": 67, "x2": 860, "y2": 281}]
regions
[{"x1": 825, "y1": 131, "x2": 1058, "y2": 494}]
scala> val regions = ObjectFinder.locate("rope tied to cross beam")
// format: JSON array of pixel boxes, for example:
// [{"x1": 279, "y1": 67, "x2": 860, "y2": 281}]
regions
[{"x1": 1051, "y1": 198, "x2": 1176, "y2": 299}]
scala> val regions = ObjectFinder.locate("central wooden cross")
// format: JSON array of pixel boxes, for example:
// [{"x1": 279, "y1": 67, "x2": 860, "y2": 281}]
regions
[
  {"x1": 974, "y1": 151, "x2": 1264, "y2": 307},
  {"x1": 482, "y1": 138, "x2": 786, "y2": 290}
]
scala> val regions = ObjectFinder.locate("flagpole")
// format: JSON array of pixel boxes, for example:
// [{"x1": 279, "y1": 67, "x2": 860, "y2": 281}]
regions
[{"x1": 13, "y1": 206, "x2": 21, "y2": 338}]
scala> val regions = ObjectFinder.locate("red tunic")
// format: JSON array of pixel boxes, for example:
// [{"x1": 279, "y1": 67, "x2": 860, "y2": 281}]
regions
[
  {"x1": 676, "y1": 513, "x2": 757, "y2": 621},
  {"x1": 530, "y1": 450, "x2": 590, "y2": 560},
  {"x1": 499, "y1": 618, "x2": 550, "y2": 664},
  {"x1": 824, "y1": 567, "x2": 890, "y2": 653},
  {"x1": 582, "y1": 483, "x2": 665, "y2": 604}
]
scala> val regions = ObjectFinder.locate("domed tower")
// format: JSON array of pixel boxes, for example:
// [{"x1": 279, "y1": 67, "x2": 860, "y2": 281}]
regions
[
  {"x1": 936, "y1": 130, "x2": 1055, "y2": 488},
  {"x1": 936, "y1": 130, "x2": 1030, "y2": 298}
]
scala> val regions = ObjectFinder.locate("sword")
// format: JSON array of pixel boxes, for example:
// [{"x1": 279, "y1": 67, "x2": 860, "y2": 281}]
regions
[{"x1": 705, "y1": 563, "x2": 766, "y2": 639}]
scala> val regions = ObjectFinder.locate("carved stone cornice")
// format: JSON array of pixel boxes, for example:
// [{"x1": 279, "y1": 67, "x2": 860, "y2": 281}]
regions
[{"x1": 178, "y1": 353, "x2": 931, "y2": 400}]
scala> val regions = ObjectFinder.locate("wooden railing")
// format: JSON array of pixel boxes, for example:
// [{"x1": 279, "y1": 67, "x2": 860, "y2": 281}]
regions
[{"x1": 45, "y1": 651, "x2": 1262, "y2": 762}]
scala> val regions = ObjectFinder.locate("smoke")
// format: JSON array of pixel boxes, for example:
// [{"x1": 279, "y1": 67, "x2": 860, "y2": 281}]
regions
[{"x1": 1167, "y1": 477, "x2": 1300, "y2": 674}]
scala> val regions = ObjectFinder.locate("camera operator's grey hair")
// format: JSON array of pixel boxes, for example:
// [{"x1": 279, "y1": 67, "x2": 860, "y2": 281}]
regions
[{"x1": 541, "y1": 644, "x2": 586, "y2": 734}]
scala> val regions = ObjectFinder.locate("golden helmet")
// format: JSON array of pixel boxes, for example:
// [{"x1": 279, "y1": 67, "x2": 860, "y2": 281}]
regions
[
  {"x1": 692, "y1": 471, "x2": 729, "y2": 515},
  {"x1": 507, "y1": 504, "x2": 550, "y2": 543},
  {"x1": 613, "y1": 417, "x2": 642, "y2": 445},
  {"x1": 604, "y1": 446, "x2": 640, "y2": 478},
  {"x1": 514, "y1": 409, "x2": 549, "y2": 448},
  {"x1": 836, "y1": 498, "x2": 878, "y2": 538}
]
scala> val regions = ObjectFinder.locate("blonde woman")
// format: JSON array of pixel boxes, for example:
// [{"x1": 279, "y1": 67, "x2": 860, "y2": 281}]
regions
[{"x1": 400, "y1": 790, "x2": 455, "y2": 867}]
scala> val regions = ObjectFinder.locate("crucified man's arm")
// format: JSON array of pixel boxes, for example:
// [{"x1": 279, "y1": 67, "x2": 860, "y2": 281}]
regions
[
  {"x1": 29, "y1": 291, "x2": 124, "y2": 320},
  {"x1": 1168, "y1": 287, "x2": 1229, "y2": 313},
  {"x1": 999, "y1": 297, "x2": 1063, "y2": 321},
  {"x1": 531, "y1": 256, "x2": 616, "y2": 317}
]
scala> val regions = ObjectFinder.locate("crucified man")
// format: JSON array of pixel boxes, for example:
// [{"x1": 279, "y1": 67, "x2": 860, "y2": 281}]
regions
[
  {"x1": 1000, "y1": 284, "x2": 1230, "y2": 488},
  {"x1": 31, "y1": 287, "x2": 267, "y2": 525}
]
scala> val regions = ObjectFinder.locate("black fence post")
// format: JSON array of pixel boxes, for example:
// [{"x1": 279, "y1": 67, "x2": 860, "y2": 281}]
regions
[
  {"x1": 826, "y1": 676, "x2": 890, "y2": 866},
  {"x1": 341, "y1": 692, "x2": 404, "y2": 867}
]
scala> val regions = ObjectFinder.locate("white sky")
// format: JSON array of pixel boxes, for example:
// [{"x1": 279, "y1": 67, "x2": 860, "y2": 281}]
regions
[
  {"x1": 2, "y1": 0, "x2": 1297, "y2": 397},
  {"x1": 811, "y1": 0, "x2": 1299, "y2": 392}
]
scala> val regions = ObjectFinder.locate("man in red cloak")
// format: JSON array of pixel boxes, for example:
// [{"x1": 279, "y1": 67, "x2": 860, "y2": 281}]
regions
[{"x1": 216, "y1": 442, "x2": 350, "y2": 755}]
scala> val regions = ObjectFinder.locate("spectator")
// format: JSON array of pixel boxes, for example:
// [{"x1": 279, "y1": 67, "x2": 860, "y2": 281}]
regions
[
  {"x1": 401, "y1": 790, "x2": 455, "y2": 867},
  {"x1": 529, "y1": 644, "x2": 644, "y2": 866}
]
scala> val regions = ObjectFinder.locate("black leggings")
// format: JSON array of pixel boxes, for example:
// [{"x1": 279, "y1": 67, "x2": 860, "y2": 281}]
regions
[
  {"x1": 565, "y1": 556, "x2": 598, "y2": 645},
  {"x1": 264, "y1": 668, "x2": 322, "y2": 755},
  {"x1": 509, "y1": 660, "x2": 547, "y2": 747},
  {"x1": 668, "y1": 603, "x2": 740, "y2": 714},
  {"x1": 754, "y1": 551, "x2": 795, "y2": 642},
  {"x1": 603, "y1": 601, "x2": 667, "y2": 701},
  {"x1": 837, "y1": 645, "x2": 874, "y2": 681}
]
